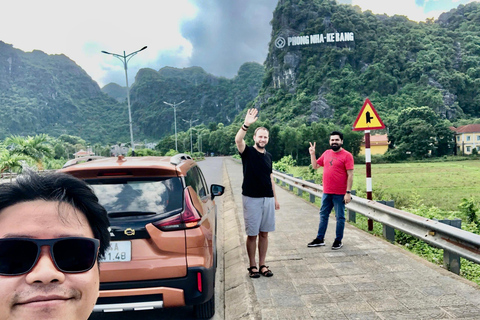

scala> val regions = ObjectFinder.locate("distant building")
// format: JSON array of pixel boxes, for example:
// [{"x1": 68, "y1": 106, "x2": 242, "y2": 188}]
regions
[
  {"x1": 451, "y1": 124, "x2": 480, "y2": 155},
  {"x1": 73, "y1": 149, "x2": 94, "y2": 159},
  {"x1": 144, "y1": 142, "x2": 157, "y2": 150},
  {"x1": 359, "y1": 134, "x2": 389, "y2": 155}
]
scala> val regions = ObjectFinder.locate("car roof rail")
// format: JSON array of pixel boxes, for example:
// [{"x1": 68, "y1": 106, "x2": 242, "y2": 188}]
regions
[
  {"x1": 62, "y1": 156, "x2": 106, "y2": 168},
  {"x1": 170, "y1": 153, "x2": 192, "y2": 165}
]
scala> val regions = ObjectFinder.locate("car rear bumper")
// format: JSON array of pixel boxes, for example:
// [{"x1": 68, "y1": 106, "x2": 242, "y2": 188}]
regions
[{"x1": 93, "y1": 266, "x2": 215, "y2": 312}]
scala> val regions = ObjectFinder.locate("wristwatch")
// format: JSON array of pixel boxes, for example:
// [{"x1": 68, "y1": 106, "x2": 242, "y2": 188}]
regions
[{"x1": 346, "y1": 191, "x2": 351, "y2": 194}]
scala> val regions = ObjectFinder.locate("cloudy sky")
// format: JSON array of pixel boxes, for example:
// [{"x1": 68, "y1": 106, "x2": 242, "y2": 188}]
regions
[{"x1": 0, "y1": 0, "x2": 476, "y2": 87}]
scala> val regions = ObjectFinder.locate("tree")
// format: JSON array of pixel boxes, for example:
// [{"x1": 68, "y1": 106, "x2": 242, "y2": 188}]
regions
[
  {"x1": 280, "y1": 127, "x2": 302, "y2": 160},
  {"x1": 5, "y1": 134, "x2": 53, "y2": 169},
  {"x1": 58, "y1": 134, "x2": 86, "y2": 146},
  {"x1": 53, "y1": 143, "x2": 66, "y2": 159},
  {"x1": 388, "y1": 106, "x2": 449, "y2": 159},
  {"x1": 342, "y1": 127, "x2": 363, "y2": 156},
  {"x1": 433, "y1": 122, "x2": 455, "y2": 156},
  {"x1": 267, "y1": 124, "x2": 282, "y2": 161},
  {"x1": 390, "y1": 118, "x2": 435, "y2": 158},
  {"x1": 0, "y1": 150, "x2": 26, "y2": 182}
]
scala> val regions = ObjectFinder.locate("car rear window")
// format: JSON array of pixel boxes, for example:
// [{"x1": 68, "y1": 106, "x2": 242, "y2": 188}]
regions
[{"x1": 86, "y1": 177, "x2": 183, "y2": 217}]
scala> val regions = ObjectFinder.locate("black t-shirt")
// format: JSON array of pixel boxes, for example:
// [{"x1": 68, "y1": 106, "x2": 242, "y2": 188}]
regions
[{"x1": 240, "y1": 145, "x2": 274, "y2": 198}]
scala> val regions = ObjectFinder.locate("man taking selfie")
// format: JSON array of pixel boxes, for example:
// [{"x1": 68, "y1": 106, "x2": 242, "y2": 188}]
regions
[{"x1": 0, "y1": 172, "x2": 109, "y2": 320}]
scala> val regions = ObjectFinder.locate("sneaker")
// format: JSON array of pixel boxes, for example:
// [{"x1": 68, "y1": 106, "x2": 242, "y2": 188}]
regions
[
  {"x1": 307, "y1": 238, "x2": 325, "y2": 247},
  {"x1": 332, "y1": 240, "x2": 343, "y2": 250}
]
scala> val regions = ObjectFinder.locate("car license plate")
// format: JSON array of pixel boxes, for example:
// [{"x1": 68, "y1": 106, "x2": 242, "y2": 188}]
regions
[{"x1": 102, "y1": 241, "x2": 132, "y2": 262}]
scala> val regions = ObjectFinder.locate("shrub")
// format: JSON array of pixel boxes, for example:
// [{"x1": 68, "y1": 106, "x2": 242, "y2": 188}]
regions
[
  {"x1": 458, "y1": 197, "x2": 478, "y2": 223},
  {"x1": 273, "y1": 155, "x2": 296, "y2": 173},
  {"x1": 165, "y1": 149, "x2": 179, "y2": 156}
]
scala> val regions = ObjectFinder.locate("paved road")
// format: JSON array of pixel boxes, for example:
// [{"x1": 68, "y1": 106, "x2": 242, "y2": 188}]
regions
[
  {"x1": 89, "y1": 157, "x2": 226, "y2": 320},
  {"x1": 222, "y1": 157, "x2": 480, "y2": 320}
]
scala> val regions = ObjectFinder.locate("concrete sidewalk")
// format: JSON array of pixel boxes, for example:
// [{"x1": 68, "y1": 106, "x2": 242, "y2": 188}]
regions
[{"x1": 222, "y1": 157, "x2": 480, "y2": 320}]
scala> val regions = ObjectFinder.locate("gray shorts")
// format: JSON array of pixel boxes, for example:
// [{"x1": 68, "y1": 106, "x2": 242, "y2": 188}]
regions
[{"x1": 242, "y1": 195, "x2": 275, "y2": 236}]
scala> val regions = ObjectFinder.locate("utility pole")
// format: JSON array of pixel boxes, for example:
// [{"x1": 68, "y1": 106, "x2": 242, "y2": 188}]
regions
[
  {"x1": 182, "y1": 118, "x2": 199, "y2": 154},
  {"x1": 163, "y1": 100, "x2": 185, "y2": 151}
]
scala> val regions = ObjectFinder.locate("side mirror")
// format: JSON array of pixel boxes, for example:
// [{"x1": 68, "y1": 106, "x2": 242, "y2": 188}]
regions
[{"x1": 210, "y1": 184, "x2": 225, "y2": 200}]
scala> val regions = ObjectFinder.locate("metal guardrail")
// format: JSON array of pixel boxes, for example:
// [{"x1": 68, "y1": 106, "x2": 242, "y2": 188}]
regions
[{"x1": 272, "y1": 170, "x2": 480, "y2": 272}]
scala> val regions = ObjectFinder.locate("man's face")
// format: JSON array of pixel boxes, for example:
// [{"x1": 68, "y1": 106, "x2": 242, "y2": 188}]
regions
[
  {"x1": 329, "y1": 135, "x2": 343, "y2": 152},
  {"x1": 0, "y1": 200, "x2": 99, "y2": 320},
  {"x1": 254, "y1": 129, "x2": 269, "y2": 149}
]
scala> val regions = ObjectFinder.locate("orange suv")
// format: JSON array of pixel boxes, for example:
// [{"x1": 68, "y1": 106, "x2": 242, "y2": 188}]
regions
[{"x1": 61, "y1": 154, "x2": 224, "y2": 318}]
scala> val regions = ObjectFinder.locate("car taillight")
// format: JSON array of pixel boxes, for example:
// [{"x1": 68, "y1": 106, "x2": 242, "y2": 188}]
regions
[
  {"x1": 153, "y1": 189, "x2": 201, "y2": 231},
  {"x1": 197, "y1": 272, "x2": 203, "y2": 292}
]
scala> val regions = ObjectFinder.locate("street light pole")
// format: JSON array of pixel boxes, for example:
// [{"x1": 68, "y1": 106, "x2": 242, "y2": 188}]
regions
[
  {"x1": 194, "y1": 129, "x2": 202, "y2": 153},
  {"x1": 182, "y1": 118, "x2": 199, "y2": 154},
  {"x1": 163, "y1": 100, "x2": 185, "y2": 151},
  {"x1": 101, "y1": 46, "x2": 147, "y2": 155}
]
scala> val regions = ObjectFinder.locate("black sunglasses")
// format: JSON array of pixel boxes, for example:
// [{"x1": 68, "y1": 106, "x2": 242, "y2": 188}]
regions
[{"x1": 0, "y1": 237, "x2": 100, "y2": 276}]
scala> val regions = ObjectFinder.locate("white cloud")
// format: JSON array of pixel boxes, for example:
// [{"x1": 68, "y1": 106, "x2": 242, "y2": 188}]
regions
[
  {"x1": 1, "y1": 0, "x2": 196, "y2": 86},
  {"x1": 351, "y1": 0, "x2": 431, "y2": 21}
]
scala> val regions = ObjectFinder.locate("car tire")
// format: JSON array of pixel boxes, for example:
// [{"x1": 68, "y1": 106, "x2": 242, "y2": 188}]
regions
[{"x1": 193, "y1": 293, "x2": 215, "y2": 319}]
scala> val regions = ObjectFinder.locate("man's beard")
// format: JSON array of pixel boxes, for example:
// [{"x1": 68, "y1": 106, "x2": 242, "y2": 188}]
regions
[
  {"x1": 256, "y1": 142, "x2": 266, "y2": 150},
  {"x1": 331, "y1": 144, "x2": 341, "y2": 151}
]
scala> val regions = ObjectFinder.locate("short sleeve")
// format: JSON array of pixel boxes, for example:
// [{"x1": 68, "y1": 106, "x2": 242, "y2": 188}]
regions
[
  {"x1": 345, "y1": 152, "x2": 354, "y2": 170},
  {"x1": 317, "y1": 152, "x2": 325, "y2": 167}
]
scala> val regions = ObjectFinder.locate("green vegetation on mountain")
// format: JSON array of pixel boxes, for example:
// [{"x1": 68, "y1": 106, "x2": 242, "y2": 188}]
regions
[
  {"x1": 129, "y1": 63, "x2": 264, "y2": 139},
  {"x1": 0, "y1": 41, "x2": 131, "y2": 143},
  {"x1": 101, "y1": 83, "x2": 127, "y2": 102},
  {"x1": 0, "y1": 41, "x2": 263, "y2": 145},
  {"x1": 258, "y1": 0, "x2": 480, "y2": 128}
]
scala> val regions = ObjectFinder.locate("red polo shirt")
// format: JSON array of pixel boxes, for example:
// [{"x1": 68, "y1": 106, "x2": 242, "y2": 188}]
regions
[{"x1": 317, "y1": 149, "x2": 354, "y2": 194}]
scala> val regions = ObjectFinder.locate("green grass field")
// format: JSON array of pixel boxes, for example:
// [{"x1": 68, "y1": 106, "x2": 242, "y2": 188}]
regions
[{"x1": 352, "y1": 160, "x2": 480, "y2": 212}]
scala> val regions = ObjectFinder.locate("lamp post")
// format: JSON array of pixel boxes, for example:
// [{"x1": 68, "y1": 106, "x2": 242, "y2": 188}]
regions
[
  {"x1": 163, "y1": 100, "x2": 185, "y2": 151},
  {"x1": 101, "y1": 46, "x2": 147, "y2": 155},
  {"x1": 182, "y1": 118, "x2": 199, "y2": 154},
  {"x1": 196, "y1": 130, "x2": 202, "y2": 153},
  {"x1": 198, "y1": 132, "x2": 203, "y2": 153}
]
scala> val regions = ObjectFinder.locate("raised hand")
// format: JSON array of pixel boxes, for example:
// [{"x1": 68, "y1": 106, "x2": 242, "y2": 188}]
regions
[
  {"x1": 308, "y1": 142, "x2": 316, "y2": 155},
  {"x1": 244, "y1": 108, "x2": 259, "y2": 126}
]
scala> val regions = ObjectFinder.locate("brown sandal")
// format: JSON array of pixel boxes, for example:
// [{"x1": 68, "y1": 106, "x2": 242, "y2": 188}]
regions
[
  {"x1": 260, "y1": 265, "x2": 273, "y2": 277},
  {"x1": 247, "y1": 266, "x2": 260, "y2": 278}
]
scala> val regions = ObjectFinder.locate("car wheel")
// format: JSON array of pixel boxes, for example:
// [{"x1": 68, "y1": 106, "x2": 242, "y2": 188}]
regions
[{"x1": 193, "y1": 293, "x2": 215, "y2": 319}]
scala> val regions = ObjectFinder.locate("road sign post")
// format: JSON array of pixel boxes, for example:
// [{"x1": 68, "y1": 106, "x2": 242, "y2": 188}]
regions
[{"x1": 353, "y1": 98, "x2": 385, "y2": 231}]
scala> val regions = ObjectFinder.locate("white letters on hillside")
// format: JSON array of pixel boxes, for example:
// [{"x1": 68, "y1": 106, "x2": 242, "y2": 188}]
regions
[{"x1": 276, "y1": 32, "x2": 354, "y2": 48}]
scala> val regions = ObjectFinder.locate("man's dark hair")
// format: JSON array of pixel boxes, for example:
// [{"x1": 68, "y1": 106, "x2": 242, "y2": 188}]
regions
[
  {"x1": 330, "y1": 131, "x2": 344, "y2": 140},
  {"x1": 0, "y1": 171, "x2": 110, "y2": 258}
]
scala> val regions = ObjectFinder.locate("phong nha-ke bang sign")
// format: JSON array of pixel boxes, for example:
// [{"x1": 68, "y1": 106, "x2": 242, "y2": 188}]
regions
[{"x1": 275, "y1": 32, "x2": 354, "y2": 48}]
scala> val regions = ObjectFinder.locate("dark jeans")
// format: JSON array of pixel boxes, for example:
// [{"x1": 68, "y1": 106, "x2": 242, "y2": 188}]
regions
[{"x1": 316, "y1": 193, "x2": 345, "y2": 242}]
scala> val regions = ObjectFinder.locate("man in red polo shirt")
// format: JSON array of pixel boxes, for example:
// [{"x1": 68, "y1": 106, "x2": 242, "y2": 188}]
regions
[{"x1": 307, "y1": 131, "x2": 354, "y2": 250}]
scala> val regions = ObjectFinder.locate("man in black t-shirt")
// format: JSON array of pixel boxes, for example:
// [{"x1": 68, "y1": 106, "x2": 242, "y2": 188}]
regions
[{"x1": 235, "y1": 108, "x2": 280, "y2": 278}]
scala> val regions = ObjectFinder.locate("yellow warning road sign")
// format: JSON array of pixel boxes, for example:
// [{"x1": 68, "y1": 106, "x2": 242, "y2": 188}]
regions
[{"x1": 352, "y1": 98, "x2": 385, "y2": 131}]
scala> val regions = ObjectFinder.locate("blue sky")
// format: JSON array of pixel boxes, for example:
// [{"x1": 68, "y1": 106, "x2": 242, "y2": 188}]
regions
[{"x1": 0, "y1": 0, "x2": 477, "y2": 87}]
